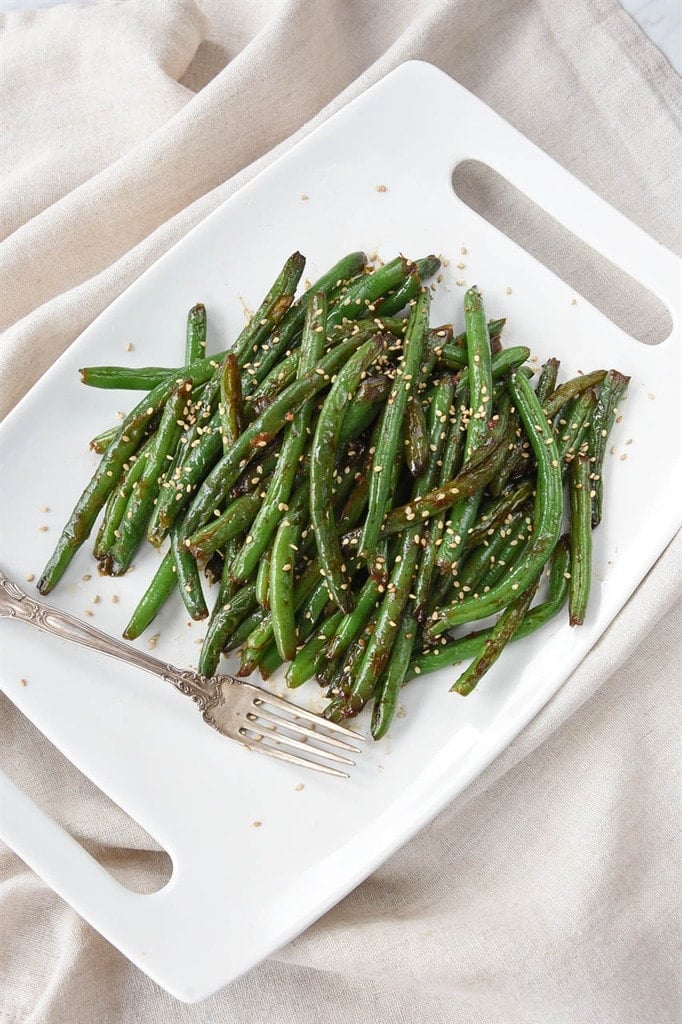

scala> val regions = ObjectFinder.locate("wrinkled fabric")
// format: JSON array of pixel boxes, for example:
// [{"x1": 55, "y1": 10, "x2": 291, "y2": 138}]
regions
[{"x1": 0, "y1": 1, "x2": 680, "y2": 1021}]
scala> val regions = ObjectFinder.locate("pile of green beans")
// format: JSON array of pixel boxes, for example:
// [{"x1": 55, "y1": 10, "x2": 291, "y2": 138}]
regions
[{"x1": 38, "y1": 249, "x2": 629, "y2": 740}]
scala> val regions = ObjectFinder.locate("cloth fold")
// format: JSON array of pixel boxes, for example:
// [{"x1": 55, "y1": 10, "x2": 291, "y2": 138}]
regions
[{"x1": 1, "y1": 1, "x2": 680, "y2": 1021}]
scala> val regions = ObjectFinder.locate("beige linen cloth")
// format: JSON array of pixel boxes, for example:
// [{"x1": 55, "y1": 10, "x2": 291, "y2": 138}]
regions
[{"x1": 1, "y1": 1, "x2": 681, "y2": 1020}]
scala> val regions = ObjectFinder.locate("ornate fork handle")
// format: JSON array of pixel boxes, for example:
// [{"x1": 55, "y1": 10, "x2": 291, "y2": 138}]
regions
[{"x1": 0, "y1": 571, "x2": 219, "y2": 710}]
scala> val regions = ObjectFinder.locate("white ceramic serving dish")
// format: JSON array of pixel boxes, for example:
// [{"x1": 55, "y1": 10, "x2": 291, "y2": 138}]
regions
[{"x1": 0, "y1": 61, "x2": 679, "y2": 1002}]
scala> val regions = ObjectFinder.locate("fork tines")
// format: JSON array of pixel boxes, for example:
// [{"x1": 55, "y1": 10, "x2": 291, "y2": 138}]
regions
[{"x1": 241, "y1": 693, "x2": 364, "y2": 778}]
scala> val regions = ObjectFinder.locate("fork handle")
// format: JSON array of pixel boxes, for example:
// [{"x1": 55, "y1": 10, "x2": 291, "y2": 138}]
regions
[{"x1": 0, "y1": 570, "x2": 218, "y2": 710}]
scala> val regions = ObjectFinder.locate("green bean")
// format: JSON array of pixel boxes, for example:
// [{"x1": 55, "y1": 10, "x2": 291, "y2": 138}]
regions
[
  {"x1": 473, "y1": 506, "x2": 533, "y2": 592},
  {"x1": 437, "y1": 287, "x2": 494, "y2": 575},
  {"x1": 317, "y1": 650, "x2": 346, "y2": 692},
  {"x1": 535, "y1": 358, "x2": 561, "y2": 404},
  {"x1": 230, "y1": 293, "x2": 327, "y2": 583},
  {"x1": 180, "y1": 333, "x2": 371, "y2": 544},
  {"x1": 489, "y1": 359, "x2": 560, "y2": 498},
  {"x1": 198, "y1": 583, "x2": 258, "y2": 677},
  {"x1": 439, "y1": 321, "x2": 508, "y2": 369},
  {"x1": 255, "y1": 544, "x2": 272, "y2": 610},
  {"x1": 329, "y1": 629, "x2": 372, "y2": 697},
  {"x1": 449, "y1": 317, "x2": 507, "y2": 351},
  {"x1": 375, "y1": 256, "x2": 441, "y2": 317},
  {"x1": 219, "y1": 353, "x2": 244, "y2": 450},
  {"x1": 436, "y1": 391, "x2": 513, "y2": 572},
  {"x1": 568, "y1": 454, "x2": 592, "y2": 626},
  {"x1": 294, "y1": 577, "x2": 336, "y2": 645},
  {"x1": 245, "y1": 458, "x2": 364, "y2": 651},
  {"x1": 410, "y1": 376, "x2": 458, "y2": 620},
  {"x1": 148, "y1": 411, "x2": 224, "y2": 545},
  {"x1": 215, "y1": 546, "x2": 238, "y2": 606},
  {"x1": 311, "y1": 336, "x2": 383, "y2": 610},
  {"x1": 455, "y1": 507, "x2": 531, "y2": 595},
  {"x1": 180, "y1": 377, "x2": 235, "y2": 619},
  {"x1": 556, "y1": 390, "x2": 596, "y2": 476},
  {"x1": 286, "y1": 611, "x2": 344, "y2": 688},
  {"x1": 40, "y1": 359, "x2": 216, "y2": 594},
  {"x1": 229, "y1": 441, "x2": 280, "y2": 498},
  {"x1": 326, "y1": 255, "x2": 437, "y2": 331},
  {"x1": 426, "y1": 371, "x2": 563, "y2": 635},
  {"x1": 223, "y1": 605, "x2": 268, "y2": 653},
  {"x1": 340, "y1": 428, "x2": 508, "y2": 554},
  {"x1": 404, "y1": 395, "x2": 429, "y2": 477},
  {"x1": 371, "y1": 613, "x2": 418, "y2": 739},
  {"x1": 587, "y1": 370, "x2": 630, "y2": 527},
  {"x1": 88, "y1": 425, "x2": 120, "y2": 452},
  {"x1": 243, "y1": 317, "x2": 402, "y2": 421},
  {"x1": 105, "y1": 381, "x2": 192, "y2": 574},
  {"x1": 174, "y1": 378, "x2": 231, "y2": 618},
  {"x1": 122, "y1": 551, "x2": 177, "y2": 640},
  {"x1": 358, "y1": 289, "x2": 429, "y2": 562},
  {"x1": 242, "y1": 251, "x2": 367, "y2": 390},
  {"x1": 185, "y1": 492, "x2": 262, "y2": 560},
  {"x1": 232, "y1": 252, "x2": 305, "y2": 367},
  {"x1": 326, "y1": 526, "x2": 420, "y2": 720},
  {"x1": 81, "y1": 367, "x2": 175, "y2": 391},
  {"x1": 407, "y1": 537, "x2": 570, "y2": 679},
  {"x1": 237, "y1": 562, "x2": 320, "y2": 676},
  {"x1": 147, "y1": 378, "x2": 222, "y2": 545},
  {"x1": 450, "y1": 574, "x2": 540, "y2": 695},
  {"x1": 185, "y1": 303, "x2": 207, "y2": 365},
  {"x1": 459, "y1": 346, "x2": 531, "y2": 390},
  {"x1": 543, "y1": 370, "x2": 607, "y2": 420},
  {"x1": 323, "y1": 572, "x2": 382, "y2": 664},
  {"x1": 244, "y1": 352, "x2": 299, "y2": 419},
  {"x1": 338, "y1": 375, "x2": 391, "y2": 443},
  {"x1": 269, "y1": 514, "x2": 301, "y2": 661},
  {"x1": 171, "y1": 530, "x2": 208, "y2": 620},
  {"x1": 93, "y1": 441, "x2": 151, "y2": 562},
  {"x1": 256, "y1": 644, "x2": 284, "y2": 680},
  {"x1": 466, "y1": 478, "x2": 535, "y2": 550}
]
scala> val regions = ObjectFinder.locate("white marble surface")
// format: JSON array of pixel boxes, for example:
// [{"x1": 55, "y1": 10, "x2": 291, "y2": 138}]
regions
[{"x1": 0, "y1": 0, "x2": 680, "y2": 72}]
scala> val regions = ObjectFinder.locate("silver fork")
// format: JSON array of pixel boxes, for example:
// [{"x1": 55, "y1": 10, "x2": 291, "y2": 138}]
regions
[{"x1": 0, "y1": 571, "x2": 363, "y2": 778}]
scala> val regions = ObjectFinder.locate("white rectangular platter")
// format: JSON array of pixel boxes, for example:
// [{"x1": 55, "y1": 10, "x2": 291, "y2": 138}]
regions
[{"x1": 0, "y1": 62, "x2": 679, "y2": 1002}]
